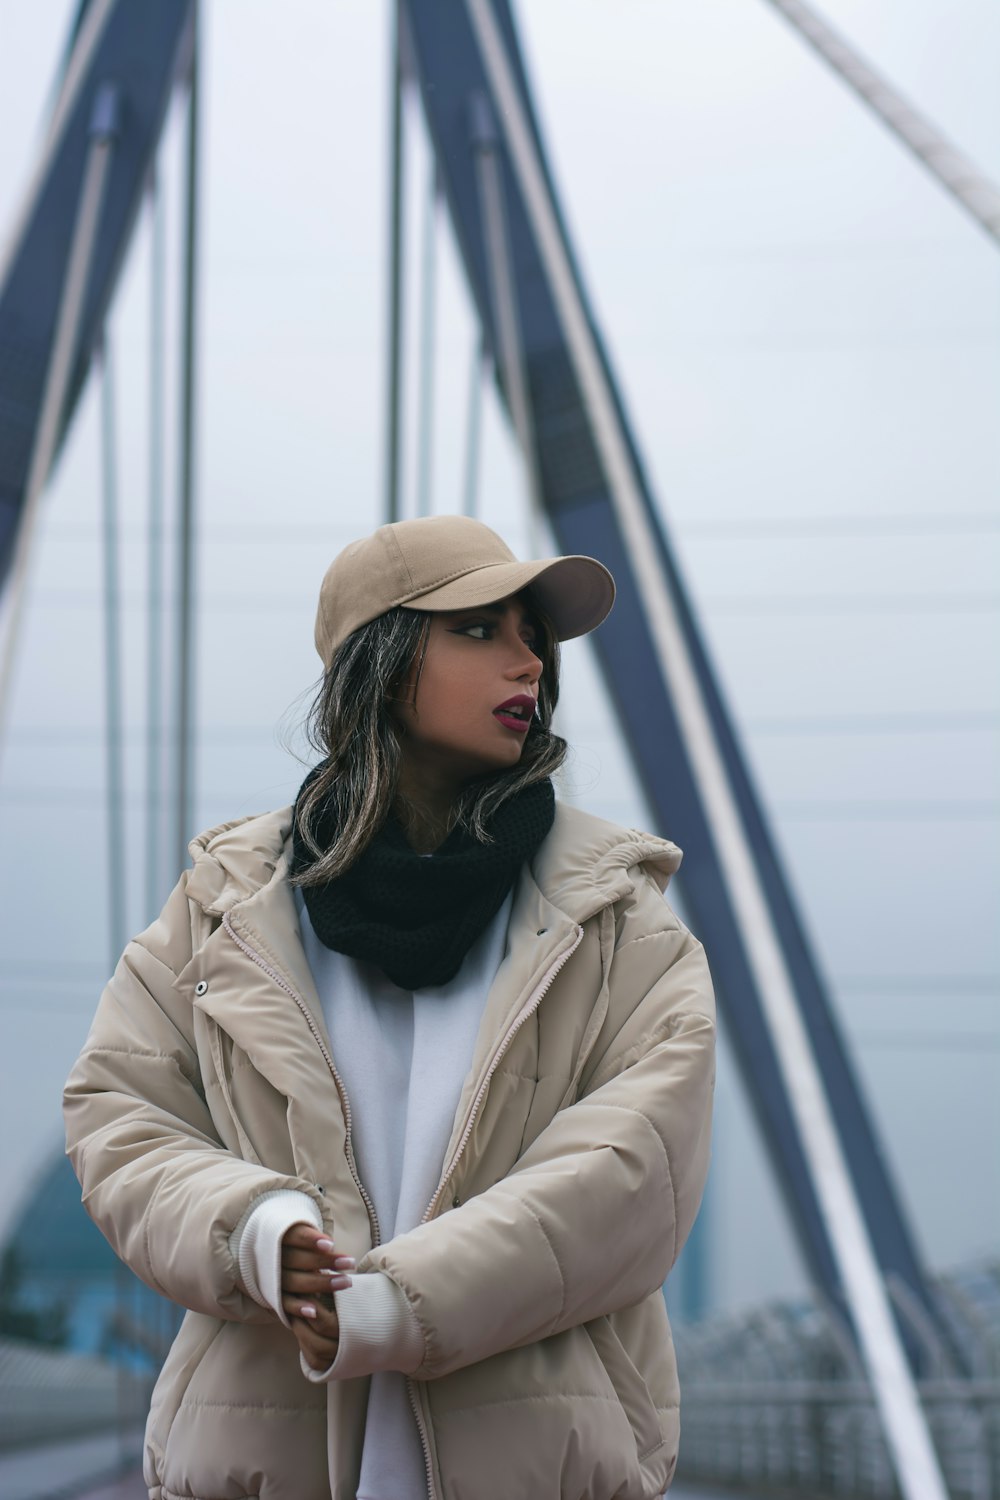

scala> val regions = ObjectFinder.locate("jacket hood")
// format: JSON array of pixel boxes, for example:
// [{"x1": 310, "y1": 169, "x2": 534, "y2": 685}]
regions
[
  {"x1": 532, "y1": 802, "x2": 682, "y2": 922},
  {"x1": 183, "y1": 798, "x2": 682, "y2": 925},
  {"x1": 184, "y1": 807, "x2": 292, "y2": 916}
]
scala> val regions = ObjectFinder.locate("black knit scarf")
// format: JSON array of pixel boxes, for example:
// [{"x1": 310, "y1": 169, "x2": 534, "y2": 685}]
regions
[{"x1": 290, "y1": 766, "x2": 555, "y2": 991}]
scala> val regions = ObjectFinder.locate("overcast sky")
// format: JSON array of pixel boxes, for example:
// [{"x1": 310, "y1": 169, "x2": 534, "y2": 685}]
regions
[{"x1": 0, "y1": 0, "x2": 997, "y2": 1316}]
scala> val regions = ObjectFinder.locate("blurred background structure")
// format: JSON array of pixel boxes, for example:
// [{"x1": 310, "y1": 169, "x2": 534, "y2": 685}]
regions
[{"x1": 0, "y1": 2, "x2": 997, "y2": 1497}]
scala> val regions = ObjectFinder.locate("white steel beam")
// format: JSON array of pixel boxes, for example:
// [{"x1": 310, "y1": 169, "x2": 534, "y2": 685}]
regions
[
  {"x1": 463, "y1": 3, "x2": 951, "y2": 1497},
  {"x1": 764, "y1": 0, "x2": 1000, "y2": 248},
  {"x1": 0, "y1": 86, "x2": 119, "y2": 766}
]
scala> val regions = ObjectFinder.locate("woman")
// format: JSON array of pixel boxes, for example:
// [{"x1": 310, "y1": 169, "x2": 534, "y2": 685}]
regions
[{"x1": 64, "y1": 514, "x2": 716, "y2": 1500}]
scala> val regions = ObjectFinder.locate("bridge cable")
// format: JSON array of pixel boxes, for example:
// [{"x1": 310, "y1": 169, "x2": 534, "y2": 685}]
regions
[
  {"x1": 762, "y1": 0, "x2": 1000, "y2": 248},
  {"x1": 175, "y1": 11, "x2": 201, "y2": 877},
  {"x1": 98, "y1": 327, "x2": 131, "y2": 1465},
  {"x1": 468, "y1": 91, "x2": 545, "y2": 552},
  {"x1": 146, "y1": 171, "x2": 166, "y2": 922},
  {"x1": 99, "y1": 335, "x2": 128, "y2": 966},
  {"x1": 462, "y1": 339, "x2": 487, "y2": 517},
  {"x1": 416, "y1": 164, "x2": 439, "y2": 517},
  {"x1": 384, "y1": 0, "x2": 405, "y2": 523}
]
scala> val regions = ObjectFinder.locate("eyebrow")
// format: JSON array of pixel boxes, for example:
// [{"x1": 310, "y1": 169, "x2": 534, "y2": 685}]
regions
[{"x1": 449, "y1": 600, "x2": 538, "y2": 627}]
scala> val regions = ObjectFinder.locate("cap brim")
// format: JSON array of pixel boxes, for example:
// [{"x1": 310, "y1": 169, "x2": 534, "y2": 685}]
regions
[{"x1": 402, "y1": 555, "x2": 615, "y2": 641}]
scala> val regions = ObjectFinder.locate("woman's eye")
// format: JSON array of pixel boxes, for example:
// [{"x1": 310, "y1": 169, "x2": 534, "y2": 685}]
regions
[{"x1": 454, "y1": 622, "x2": 492, "y2": 640}]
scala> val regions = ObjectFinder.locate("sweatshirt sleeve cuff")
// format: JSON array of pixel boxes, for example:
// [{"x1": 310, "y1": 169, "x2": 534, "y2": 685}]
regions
[
  {"x1": 299, "y1": 1271, "x2": 424, "y2": 1383},
  {"x1": 228, "y1": 1189, "x2": 323, "y2": 1327}
]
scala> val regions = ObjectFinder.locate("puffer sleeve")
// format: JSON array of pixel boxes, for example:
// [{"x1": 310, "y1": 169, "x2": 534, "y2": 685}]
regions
[
  {"x1": 63, "y1": 870, "x2": 327, "y2": 1322},
  {"x1": 358, "y1": 871, "x2": 716, "y2": 1380}
]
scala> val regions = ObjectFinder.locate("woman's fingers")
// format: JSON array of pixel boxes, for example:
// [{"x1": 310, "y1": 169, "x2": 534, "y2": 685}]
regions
[
  {"x1": 284, "y1": 1293, "x2": 342, "y2": 1338},
  {"x1": 282, "y1": 1224, "x2": 354, "y2": 1263},
  {"x1": 280, "y1": 1226, "x2": 355, "y2": 1338},
  {"x1": 289, "y1": 1309, "x2": 341, "y2": 1371},
  {"x1": 283, "y1": 1268, "x2": 352, "y2": 1296},
  {"x1": 282, "y1": 1245, "x2": 356, "y2": 1274},
  {"x1": 298, "y1": 1337, "x2": 339, "y2": 1372},
  {"x1": 280, "y1": 1225, "x2": 357, "y2": 1278},
  {"x1": 282, "y1": 1223, "x2": 330, "y2": 1252}
]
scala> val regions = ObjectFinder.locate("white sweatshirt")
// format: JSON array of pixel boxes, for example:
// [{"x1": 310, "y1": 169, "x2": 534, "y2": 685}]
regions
[{"x1": 231, "y1": 886, "x2": 513, "y2": 1500}]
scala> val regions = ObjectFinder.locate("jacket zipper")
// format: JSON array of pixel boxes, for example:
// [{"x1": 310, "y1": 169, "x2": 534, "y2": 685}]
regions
[
  {"x1": 406, "y1": 924, "x2": 585, "y2": 1500},
  {"x1": 406, "y1": 1382, "x2": 436, "y2": 1500},
  {"x1": 221, "y1": 911, "x2": 382, "y2": 1246}
]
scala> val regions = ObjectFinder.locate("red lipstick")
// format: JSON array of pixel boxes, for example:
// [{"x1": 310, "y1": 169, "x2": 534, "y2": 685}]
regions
[{"x1": 493, "y1": 694, "x2": 536, "y2": 734}]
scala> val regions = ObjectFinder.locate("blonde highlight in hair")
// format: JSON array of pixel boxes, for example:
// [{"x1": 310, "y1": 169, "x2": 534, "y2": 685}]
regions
[{"x1": 291, "y1": 593, "x2": 566, "y2": 886}]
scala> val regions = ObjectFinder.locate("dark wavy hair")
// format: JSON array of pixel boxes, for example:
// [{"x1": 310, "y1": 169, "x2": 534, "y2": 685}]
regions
[{"x1": 290, "y1": 590, "x2": 565, "y2": 886}]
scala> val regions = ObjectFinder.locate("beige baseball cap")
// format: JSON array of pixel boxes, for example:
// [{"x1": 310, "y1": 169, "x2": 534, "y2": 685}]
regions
[{"x1": 314, "y1": 514, "x2": 615, "y2": 670}]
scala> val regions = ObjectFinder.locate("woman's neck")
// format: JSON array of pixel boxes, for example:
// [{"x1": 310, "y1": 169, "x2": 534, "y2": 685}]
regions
[
  {"x1": 394, "y1": 759, "x2": 462, "y2": 853},
  {"x1": 394, "y1": 799, "x2": 455, "y2": 854}
]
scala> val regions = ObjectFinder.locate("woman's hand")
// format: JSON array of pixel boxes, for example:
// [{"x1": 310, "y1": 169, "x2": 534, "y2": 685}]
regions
[{"x1": 281, "y1": 1222, "x2": 355, "y2": 1372}]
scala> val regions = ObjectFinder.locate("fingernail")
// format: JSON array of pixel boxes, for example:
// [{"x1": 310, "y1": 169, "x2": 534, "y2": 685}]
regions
[
  {"x1": 333, "y1": 1256, "x2": 356, "y2": 1270},
  {"x1": 300, "y1": 1304, "x2": 317, "y2": 1319},
  {"x1": 316, "y1": 1237, "x2": 335, "y2": 1252}
]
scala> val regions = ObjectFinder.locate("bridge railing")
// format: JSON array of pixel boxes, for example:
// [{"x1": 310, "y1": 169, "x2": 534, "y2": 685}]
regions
[{"x1": 673, "y1": 1260, "x2": 1000, "y2": 1499}]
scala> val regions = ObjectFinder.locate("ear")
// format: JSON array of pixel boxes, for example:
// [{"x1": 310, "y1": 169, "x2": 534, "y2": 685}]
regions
[
  {"x1": 385, "y1": 674, "x2": 416, "y2": 713},
  {"x1": 390, "y1": 618, "x2": 431, "y2": 712}
]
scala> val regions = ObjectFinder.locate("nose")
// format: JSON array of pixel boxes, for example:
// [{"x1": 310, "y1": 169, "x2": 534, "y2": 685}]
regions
[{"x1": 505, "y1": 631, "x2": 543, "y2": 686}]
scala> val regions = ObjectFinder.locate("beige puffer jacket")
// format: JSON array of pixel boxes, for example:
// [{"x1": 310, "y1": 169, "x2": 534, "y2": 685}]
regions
[{"x1": 64, "y1": 798, "x2": 715, "y2": 1500}]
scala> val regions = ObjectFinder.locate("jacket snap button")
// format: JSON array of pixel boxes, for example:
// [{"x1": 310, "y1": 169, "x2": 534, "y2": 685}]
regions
[
  {"x1": 194, "y1": 980, "x2": 208, "y2": 996},
  {"x1": 452, "y1": 1194, "x2": 461, "y2": 1208}
]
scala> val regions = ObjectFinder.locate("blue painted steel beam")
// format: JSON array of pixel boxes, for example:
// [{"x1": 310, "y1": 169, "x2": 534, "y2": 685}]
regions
[
  {"x1": 0, "y1": 0, "x2": 194, "y2": 590},
  {"x1": 403, "y1": 0, "x2": 961, "y2": 1378}
]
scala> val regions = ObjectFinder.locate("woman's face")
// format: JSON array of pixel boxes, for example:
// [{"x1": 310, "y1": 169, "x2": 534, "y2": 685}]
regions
[{"x1": 392, "y1": 593, "x2": 544, "y2": 786}]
